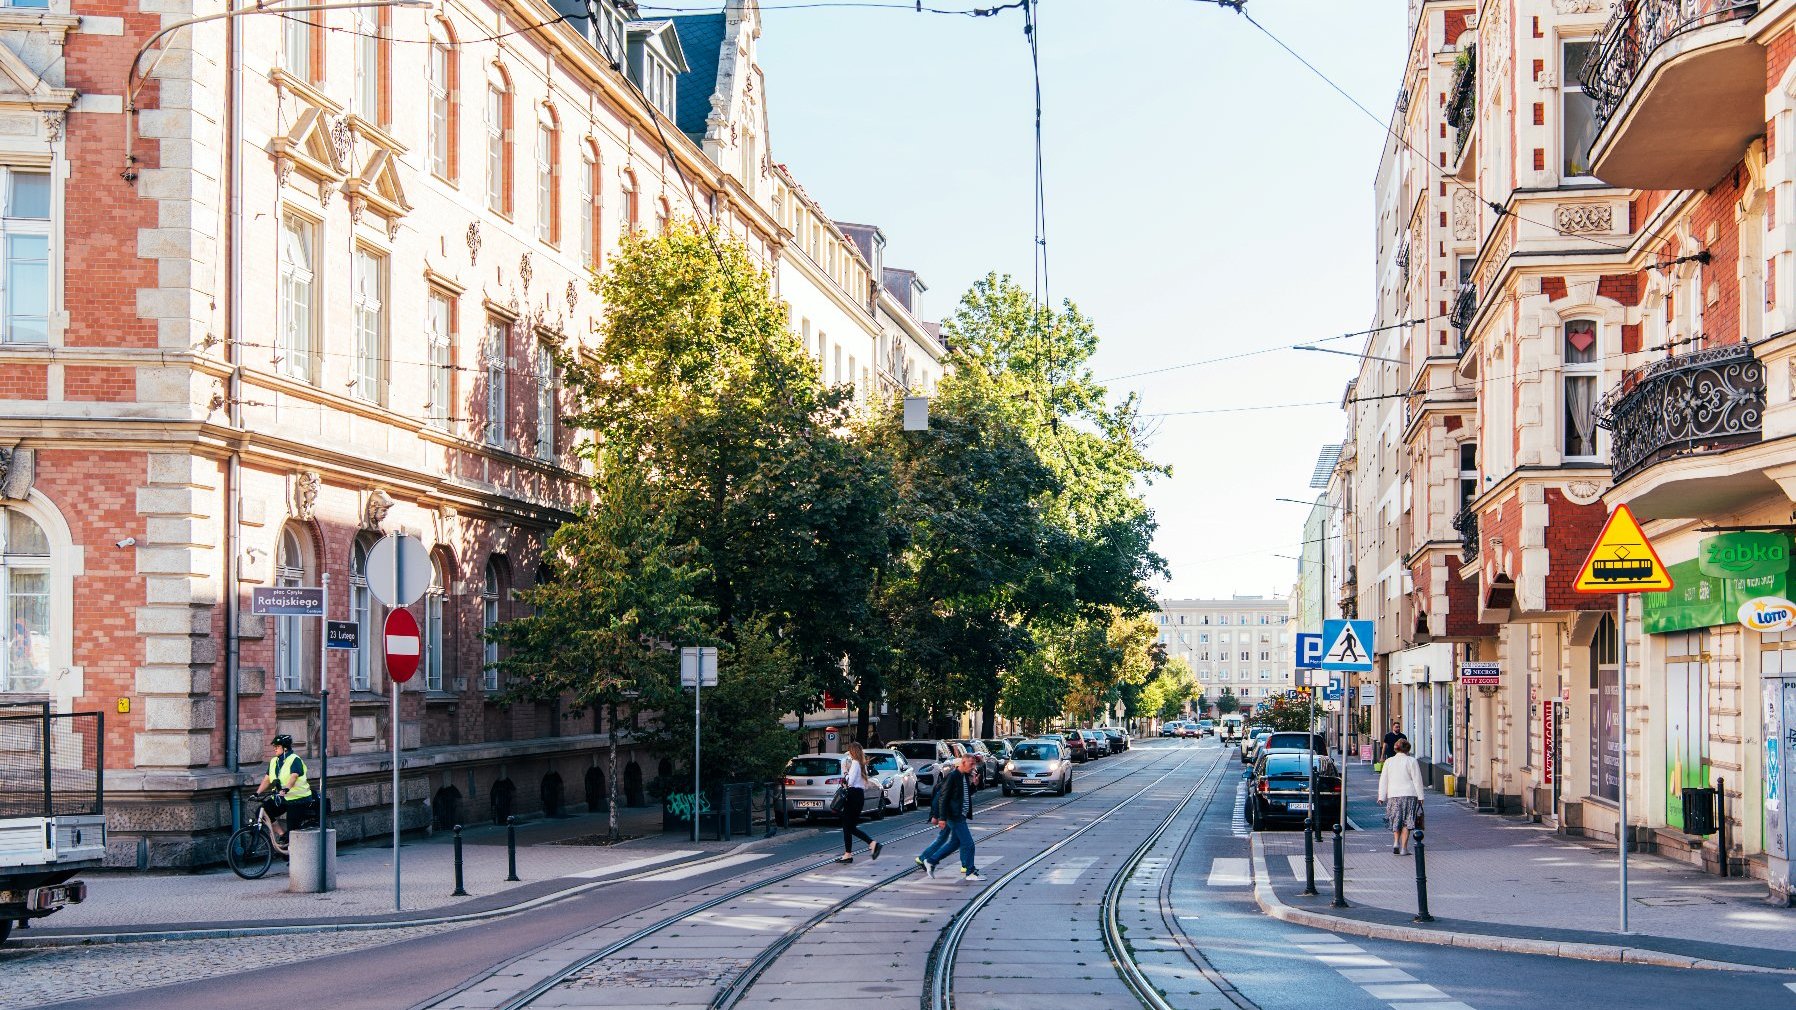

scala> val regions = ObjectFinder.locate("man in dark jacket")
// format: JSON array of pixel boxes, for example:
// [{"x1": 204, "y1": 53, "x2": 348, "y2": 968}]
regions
[{"x1": 916, "y1": 753, "x2": 983, "y2": 881}]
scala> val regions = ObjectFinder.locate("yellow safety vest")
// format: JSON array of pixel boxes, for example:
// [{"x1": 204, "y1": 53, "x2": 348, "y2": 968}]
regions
[{"x1": 269, "y1": 753, "x2": 312, "y2": 801}]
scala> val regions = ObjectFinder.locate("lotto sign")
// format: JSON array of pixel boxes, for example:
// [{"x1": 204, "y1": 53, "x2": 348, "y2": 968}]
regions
[
  {"x1": 1319, "y1": 620, "x2": 1375, "y2": 672},
  {"x1": 1740, "y1": 596, "x2": 1796, "y2": 633},
  {"x1": 1573, "y1": 504, "x2": 1673, "y2": 593},
  {"x1": 383, "y1": 608, "x2": 421, "y2": 683}
]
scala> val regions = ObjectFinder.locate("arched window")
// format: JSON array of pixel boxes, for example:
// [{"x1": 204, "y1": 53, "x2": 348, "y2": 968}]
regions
[
  {"x1": 622, "y1": 170, "x2": 638, "y2": 234},
  {"x1": 425, "y1": 555, "x2": 447, "y2": 692},
  {"x1": 536, "y1": 110, "x2": 560, "y2": 245},
  {"x1": 1, "y1": 507, "x2": 50, "y2": 692},
  {"x1": 350, "y1": 538, "x2": 374, "y2": 692},
  {"x1": 482, "y1": 560, "x2": 503, "y2": 691},
  {"x1": 655, "y1": 195, "x2": 670, "y2": 235},
  {"x1": 580, "y1": 143, "x2": 600, "y2": 267},
  {"x1": 275, "y1": 527, "x2": 315, "y2": 692},
  {"x1": 486, "y1": 69, "x2": 513, "y2": 216},
  {"x1": 427, "y1": 22, "x2": 459, "y2": 181},
  {"x1": 1564, "y1": 319, "x2": 1600, "y2": 459}
]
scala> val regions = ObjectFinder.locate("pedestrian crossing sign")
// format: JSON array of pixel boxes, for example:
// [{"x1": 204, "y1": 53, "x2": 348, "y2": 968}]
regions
[
  {"x1": 1573, "y1": 504, "x2": 1673, "y2": 594},
  {"x1": 1319, "y1": 619, "x2": 1375, "y2": 672}
]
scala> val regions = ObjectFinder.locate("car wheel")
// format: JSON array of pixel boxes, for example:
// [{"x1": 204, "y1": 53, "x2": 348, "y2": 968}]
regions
[{"x1": 1002, "y1": 786, "x2": 1013, "y2": 796}]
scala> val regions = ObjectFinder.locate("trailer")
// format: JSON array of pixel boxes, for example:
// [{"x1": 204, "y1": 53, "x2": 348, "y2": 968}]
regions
[{"x1": 0, "y1": 705, "x2": 105, "y2": 945}]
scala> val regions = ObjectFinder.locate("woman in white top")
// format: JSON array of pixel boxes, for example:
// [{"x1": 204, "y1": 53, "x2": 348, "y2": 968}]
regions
[
  {"x1": 1376, "y1": 739, "x2": 1427, "y2": 854},
  {"x1": 836, "y1": 742, "x2": 883, "y2": 864}
]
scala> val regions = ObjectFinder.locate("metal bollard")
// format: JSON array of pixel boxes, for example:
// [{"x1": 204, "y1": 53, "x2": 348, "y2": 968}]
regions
[
  {"x1": 451, "y1": 823, "x2": 469, "y2": 897},
  {"x1": 1301, "y1": 815, "x2": 1318, "y2": 896},
  {"x1": 764, "y1": 782, "x2": 777, "y2": 839},
  {"x1": 505, "y1": 815, "x2": 520, "y2": 882},
  {"x1": 1412, "y1": 829, "x2": 1434, "y2": 922},
  {"x1": 1331, "y1": 822, "x2": 1348, "y2": 908}
]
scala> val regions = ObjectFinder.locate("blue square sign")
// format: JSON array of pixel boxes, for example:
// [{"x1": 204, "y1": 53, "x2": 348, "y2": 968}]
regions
[
  {"x1": 1319, "y1": 619, "x2": 1375, "y2": 672},
  {"x1": 1295, "y1": 633, "x2": 1324, "y2": 670}
]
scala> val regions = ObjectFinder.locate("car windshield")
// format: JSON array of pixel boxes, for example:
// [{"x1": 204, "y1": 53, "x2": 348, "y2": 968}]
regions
[
  {"x1": 1013, "y1": 743, "x2": 1058, "y2": 761},
  {"x1": 789, "y1": 757, "x2": 842, "y2": 776},
  {"x1": 868, "y1": 753, "x2": 901, "y2": 772},
  {"x1": 894, "y1": 743, "x2": 938, "y2": 761}
]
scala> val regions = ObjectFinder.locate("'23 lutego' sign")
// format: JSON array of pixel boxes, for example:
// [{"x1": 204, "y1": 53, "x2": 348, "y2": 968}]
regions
[{"x1": 1739, "y1": 596, "x2": 1796, "y2": 633}]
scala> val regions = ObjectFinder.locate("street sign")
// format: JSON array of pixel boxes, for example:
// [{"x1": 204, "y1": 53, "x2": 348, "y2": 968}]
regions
[
  {"x1": 680, "y1": 646, "x2": 718, "y2": 688},
  {"x1": 251, "y1": 585, "x2": 325, "y2": 617},
  {"x1": 326, "y1": 620, "x2": 359, "y2": 651},
  {"x1": 1321, "y1": 675, "x2": 1343, "y2": 702},
  {"x1": 1295, "y1": 633, "x2": 1324, "y2": 670},
  {"x1": 1358, "y1": 683, "x2": 1375, "y2": 705},
  {"x1": 1319, "y1": 619, "x2": 1375, "y2": 671},
  {"x1": 1462, "y1": 661, "x2": 1500, "y2": 686},
  {"x1": 1573, "y1": 504, "x2": 1673, "y2": 593},
  {"x1": 384, "y1": 608, "x2": 420, "y2": 683},
  {"x1": 1542, "y1": 700, "x2": 1556, "y2": 785},
  {"x1": 367, "y1": 533, "x2": 432, "y2": 608}
]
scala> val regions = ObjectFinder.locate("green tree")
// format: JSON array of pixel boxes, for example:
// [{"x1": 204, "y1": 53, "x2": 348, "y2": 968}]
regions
[
  {"x1": 1251, "y1": 693, "x2": 1315, "y2": 732},
  {"x1": 1139, "y1": 656, "x2": 1198, "y2": 721},
  {"x1": 1216, "y1": 689, "x2": 1241, "y2": 715},
  {"x1": 640, "y1": 620, "x2": 808, "y2": 792},
  {"x1": 489, "y1": 447, "x2": 711, "y2": 840}
]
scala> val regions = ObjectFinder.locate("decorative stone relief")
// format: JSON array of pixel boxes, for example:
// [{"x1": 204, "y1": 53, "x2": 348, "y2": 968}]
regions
[
  {"x1": 519, "y1": 252, "x2": 533, "y2": 293},
  {"x1": 1555, "y1": 204, "x2": 1614, "y2": 234},
  {"x1": 1562, "y1": 480, "x2": 1604, "y2": 505},
  {"x1": 566, "y1": 279, "x2": 578, "y2": 314},
  {"x1": 0, "y1": 445, "x2": 33, "y2": 500},
  {"x1": 1452, "y1": 189, "x2": 1477, "y2": 241},
  {"x1": 466, "y1": 221, "x2": 481, "y2": 265},
  {"x1": 363, "y1": 488, "x2": 395, "y2": 530},
  {"x1": 291, "y1": 470, "x2": 321, "y2": 521},
  {"x1": 318, "y1": 180, "x2": 336, "y2": 207},
  {"x1": 41, "y1": 112, "x2": 63, "y2": 143},
  {"x1": 1552, "y1": 0, "x2": 1612, "y2": 13}
]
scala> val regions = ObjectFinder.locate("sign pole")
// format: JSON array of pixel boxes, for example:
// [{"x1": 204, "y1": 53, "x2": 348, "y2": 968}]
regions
[
  {"x1": 319, "y1": 571, "x2": 330, "y2": 895},
  {"x1": 692, "y1": 667, "x2": 701, "y2": 844},
  {"x1": 393, "y1": 531, "x2": 405, "y2": 914},
  {"x1": 1618, "y1": 591, "x2": 1629, "y2": 934},
  {"x1": 1302, "y1": 681, "x2": 1318, "y2": 896}
]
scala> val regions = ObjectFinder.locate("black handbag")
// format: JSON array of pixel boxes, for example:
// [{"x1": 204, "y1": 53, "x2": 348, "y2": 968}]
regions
[{"x1": 828, "y1": 786, "x2": 850, "y2": 814}]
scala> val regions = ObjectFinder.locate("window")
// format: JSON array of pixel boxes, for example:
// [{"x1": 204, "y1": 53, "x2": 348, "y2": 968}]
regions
[
  {"x1": 484, "y1": 317, "x2": 508, "y2": 448},
  {"x1": 354, "y1": 7, "x2": 389, "y2": 125},
  {"x1": 278, "y1": 215, "x2": 315, "y2": 382},
  {"x1": 1663, "y1": 628, "x2": 1710, "y2": 826},
  {"x1": 427, "y1": 33, "x2": 457, "y2": 180},
  {"x1": 0, "y1": 508, "x2": 50, "y2": 692},
  {"x1": 275, "y1": 527, "x2": 312, "y2": 692},
  {"x1": 622, "y1": 171, "x2": 638, "y2": 233},
  {"x1": 535, "y1": 341, "x2": 556, "y2": 460},
  {"x1": 655, "y1": 196, "x2": 669, "y2": 235},
  {"x1": 350, "y1": 539, "x2": 373, "y2": 692},
  {"x1": 1457, "y1": 256, "x2": 1476, "y2": 288},
  {"x1": 0, "y1": 169, "x2": 50, "y2": 345},
  {"x1": 1240, "y1": 651, "x2": 1250, "y2": 662},
  {"x1": 536, "y1": 120, "x2": 559, "y2": 245},
  {"x1": 486, "y1": 78, "x2": 513, "y2": 215},
  {"x1": 1458, "y1": 442, "x2": 1478, "y2": 507},
  {"x1": 1563, "y1": 319, "x2": 1599, "y2": 458},
  {"x1": 352, "y1": 248, "x2": 387, "y2": 405},
  {"x1": 847, "y1": 354, "x2": 858, "y2": 401},
  {"x1": 282, "y1": 13, "x2": 316, "y2": 81},
  {"x1": 579, "y1": 150, "x2": 599, "y2": 266},
  {"x1": 426, "y1": 292, "x2": 454, "y2": 428},
  {"x1": 425, "y1": 556, "x2": 446, "y2": 692},
  {"x1": 1563, "y1": 40, "x2": 1598, "y2": 177},
  {"x1": 482, "y1": 561, "x2": 502, "y2": 691}
]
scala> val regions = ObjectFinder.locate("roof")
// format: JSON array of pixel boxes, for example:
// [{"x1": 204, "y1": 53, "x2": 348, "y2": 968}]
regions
[
  {"x1": 1309, "y1": 444, "x2": 1342, "y2": 489},
  {"x1": 667, "y1": 13, "x2": 726, "y2": 141}
]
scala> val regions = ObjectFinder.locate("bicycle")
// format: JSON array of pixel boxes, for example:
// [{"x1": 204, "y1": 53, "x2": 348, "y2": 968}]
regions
[{"x1": 226, "y1": 789, "x2": 317, "y2": 879}]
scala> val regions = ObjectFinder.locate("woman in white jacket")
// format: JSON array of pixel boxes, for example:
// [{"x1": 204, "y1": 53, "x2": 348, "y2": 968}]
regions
[{"x1": 1376, "y1": 739, "x2": 1426, "y2": 854}]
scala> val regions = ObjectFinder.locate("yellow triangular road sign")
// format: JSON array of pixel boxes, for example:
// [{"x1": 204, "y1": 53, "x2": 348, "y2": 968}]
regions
[{"x1": 1573, "y1": 504, "x2": 1673, "y2": 593}]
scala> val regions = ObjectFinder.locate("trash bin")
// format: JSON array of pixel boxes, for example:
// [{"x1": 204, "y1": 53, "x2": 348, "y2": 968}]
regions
[{"x1": 1682, "y1": 787, "x2": 1717, "y2": 835}]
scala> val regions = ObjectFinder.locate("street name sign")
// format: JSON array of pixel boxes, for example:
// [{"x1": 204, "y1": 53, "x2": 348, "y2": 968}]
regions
[
  {"x1": 1573, "y1": 504, "x2": 1673, "y2": 593},
  {"x1": 326, "y1": 621, "x2": 359, "y2": 651},
  {"x1": 384, "y1": 608, "x2": 420, "y2": 683},
  {"x1": 1319, "y1": 619, "x2": 1375, "y2": 671},
  {"x1": 251, "y1": 586, "x2": 325, "y2": 617}
]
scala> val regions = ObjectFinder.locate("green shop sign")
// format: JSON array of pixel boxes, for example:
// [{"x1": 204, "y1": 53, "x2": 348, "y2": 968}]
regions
[{"x1": 1699, "y1": 532, "x2": 1791, "y2": 579}]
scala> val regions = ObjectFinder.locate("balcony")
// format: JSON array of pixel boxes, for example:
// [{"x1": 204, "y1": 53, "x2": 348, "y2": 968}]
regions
[
  {"x1": 1580, "y1": 1, "x2": 1763, "y2": 188},
  {"x1": 1445, "y1": 45, "x2": 1476, "y2": 168},
  {"x1": 1595, "y1": 343, "x2": 1765, "y2": 484},
  {"x1": 1452, "y1": 504, "x2": 1479, "y2": 562},
  {"x1": 1450, "y1": 282, "x2": 1477, "y2": 355}
]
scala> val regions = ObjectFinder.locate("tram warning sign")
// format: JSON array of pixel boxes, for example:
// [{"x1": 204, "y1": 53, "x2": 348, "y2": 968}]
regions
[{"x1": 1573, "y1": 504, "x2": 1674, "y2": 593}]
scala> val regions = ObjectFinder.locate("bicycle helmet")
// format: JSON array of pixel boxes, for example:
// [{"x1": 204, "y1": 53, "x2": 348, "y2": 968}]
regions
[{"x1": 271, "y1": 733, "x2": 294, "y2": 749}]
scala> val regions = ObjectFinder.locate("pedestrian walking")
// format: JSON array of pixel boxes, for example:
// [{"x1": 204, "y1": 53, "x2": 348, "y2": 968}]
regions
[
  {"x1": 835, "y1": 742, "x2": 882, "y2": 864},
  {"x1": 1377, "y1": 738, "x2": 1426, "y2": 854},
  {"x1": 1381, "y1": 720, "x2": 1408, "y2": 762},
  {"x1": 915, "y1": 753, "x2": 983, "y2": 882}
]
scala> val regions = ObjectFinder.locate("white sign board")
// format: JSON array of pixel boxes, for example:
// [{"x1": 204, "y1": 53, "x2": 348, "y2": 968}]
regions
[
  {"x1": 366, "y1": 533, "x2": 431, "y2": 608},
  {"x1": 680, "y1": 646, "x2": 718, "y2": 688}
]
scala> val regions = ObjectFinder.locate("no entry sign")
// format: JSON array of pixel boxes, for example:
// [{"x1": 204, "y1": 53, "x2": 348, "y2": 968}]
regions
[{"x1": 384, "y1": 608, "x2": 421, "y2": 683}]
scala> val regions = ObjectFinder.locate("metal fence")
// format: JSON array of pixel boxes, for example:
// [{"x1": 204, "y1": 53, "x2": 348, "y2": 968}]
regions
[{"x1": 0, "y1": 705, "x2": 104, "y2": 818}]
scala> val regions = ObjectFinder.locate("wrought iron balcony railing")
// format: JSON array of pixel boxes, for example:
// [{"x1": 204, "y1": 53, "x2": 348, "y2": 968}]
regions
[
  {"x1": 1445, "y1": 45, "x2": 1476, "y2": 163},
  {"x1": 1452, "y1": 504, "x2": 1478, "y2": 562},
  {"x1": 1594, "y1": 343, "x2": 1765, "y2": 482},
  {"x1": 1580, "y1": 1, "x2": 1758, "y2": 130},
  {"x1": 1450, "y1": 282, "x2": 1477, "y2": 354}
]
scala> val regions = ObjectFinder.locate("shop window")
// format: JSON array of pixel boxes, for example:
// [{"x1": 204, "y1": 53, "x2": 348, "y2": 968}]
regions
[
  {"x1": 1664, "y1": 629, "x2": 1711, "y2": 828},
  {"x1": 1588, "y1": 611, "x2": 1621, "y2": 802}
]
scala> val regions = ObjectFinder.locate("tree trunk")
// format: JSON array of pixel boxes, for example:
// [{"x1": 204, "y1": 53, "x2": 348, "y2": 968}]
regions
[
  {"x1": 607, "y1": 704, "x2": 621, "y2": 843},
  {"x1": 980, "y1": 694, "x2": 997, "y2": 739},
  {"x1": 856, "y1": 699, "x2": 871, "y2": 745}
]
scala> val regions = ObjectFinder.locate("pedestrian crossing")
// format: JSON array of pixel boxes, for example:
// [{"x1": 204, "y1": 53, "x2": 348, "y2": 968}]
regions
[
  {"x1": 1293, "y1": 939, "x2": 1474, "y2": 1009},
  {"x1": 1203, "y1": 855, "x2": 1331, "y2": 885},
  {"x1": 1231, "y1": 782, "x2": 1250, "y2": 837}
]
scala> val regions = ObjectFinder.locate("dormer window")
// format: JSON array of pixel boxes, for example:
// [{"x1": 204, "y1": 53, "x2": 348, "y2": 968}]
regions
[{"x1": 626, "y1": 21, "x2": 688, "y2": 120}]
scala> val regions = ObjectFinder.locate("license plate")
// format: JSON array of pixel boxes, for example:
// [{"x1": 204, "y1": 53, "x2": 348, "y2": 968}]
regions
[
  {"x1": 1022, "y1": 779, "x2": 1041, "y2": 786},
  {"x1": 1288, "y1": 802, "x2": 1310, "y2": 812},
  {"x1": 26, "y1": 882, "x2": 84, "y2": 912},
  {"x1": 795, "y1": 800, "x2": 823, "y2": 809}
]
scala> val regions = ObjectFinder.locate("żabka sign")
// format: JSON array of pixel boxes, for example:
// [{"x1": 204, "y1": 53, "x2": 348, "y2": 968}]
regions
[
  {"x1": 1700, "y1": 532, "x2": 1791, "y2": 579},
  {"x1": 1739, "y1": 596, "x2": 1796, "y2": 633}
]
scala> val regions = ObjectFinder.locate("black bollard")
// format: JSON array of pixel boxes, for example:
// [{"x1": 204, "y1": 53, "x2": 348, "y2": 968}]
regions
[
  {"x1": 505, "y1": 815, "x2": 520, "y2": 882},
  {"x1": 1301, "y1": 814, "x2": 1318, "y2": 896},
  {"x1": 451, "y1": 823, "x2": 469, "y2": 897},
  {"x1": 1331, "y1": 822, "x2": 1348, "y2": 908},
  {"x1": 1412, "y1": 829, "x2": 1434, "y2": 922}
]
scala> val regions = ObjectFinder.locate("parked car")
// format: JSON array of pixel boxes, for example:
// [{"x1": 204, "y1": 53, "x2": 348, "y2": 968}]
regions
[
  {"x1": 982, "y1": 739, "x2": 1013, "y2": 763},
  {"x1": 1079, "y1": 730, "x2": 1110, "y2": 758},
  {"x1": 891, "y1": 740, "x2": 960, "y2": 798},
  {"x1": 1001, "y1": 740, "x2": 1072, "y2": 796},
  {"x1": 1246, "y1": 751, "x2": 1341, "y2": 830},
  {"x1": 1004, "y1": 735, "x2": 1030, "y2": 752},
  {"x1": 946, "y1": 739, "x2": 1001, "y2": 786},
  {"x1": 1260, "y1": 731, "x2": 1328, "y2": 756},
  {"x1": 1241, "y1": 728, "x2": 1273, "y2": 764},
  {"x1": 1042, "y1": 731, "x2": 1087, "y2": 763},
  {"x1": 780, "y1": 753, "x2": 883, "y2": 824},
  {"x1": 864, "y1": 748, "x2": 919, "y2": 812},
  {"x1": 1178, "y1": 722, "x2": 1202, "y2": 738},
  {"x1": 1100, "y1": 727, "x2": 1128, "y2": 752},
  {"x1": 1197, "y1": 719, "x2": 1216, "y2": 737},
  {"x1": 1159, "y1": 721, "x2": 1185, "y2": 738}
]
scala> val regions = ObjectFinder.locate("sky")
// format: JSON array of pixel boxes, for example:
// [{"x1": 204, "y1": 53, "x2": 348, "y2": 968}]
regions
[{"x1": 706, "y1": 0, "x2": 1409, "y2": 601}]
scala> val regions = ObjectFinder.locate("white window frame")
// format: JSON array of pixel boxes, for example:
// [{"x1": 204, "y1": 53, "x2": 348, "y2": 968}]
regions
[
  {"x1": 486, "y1": 83, "x2": 508, "y2": 214},
  {"x1": 579, "y1": 154, "x2": 597, "y2": 266},
  {"x1": 279, "y1": 215, "x2": 316, "y2": 383},
  {"x1": 485, "y1": 317, "x2": 508, "y2": 448},
  {"x1": 426, "y1": 291, "x2": 453, "y2": 428},
  {"x1": 282, "y1": 15, "x2": 312, "y2": 79},
  {"x1": 425, "y1": 557, "x2": 446, "y2": 692},
  {"x1": 536, "y1": 123, "x2": 557, "y2": 244},
  {"x1": 482, "y1": 562, "x2": 501, "y2": 691},
  {"x1": 354, "y1": 8, "x2": 381, "y2": 121},
  {"x1": 427, "y1": 40, "x2": 452, "y2": 179},
  {"x1": 1562, "y1": 318, "x2": 1601, "y2": 461},
  {"x1": 352, "y1": 247, "x2": 387, "y2": 405},
  {"x1": 0, "y1": 168, "x2": 52, "y2": 347},
  {"x1": 275, "y1": 527, "x2": 310, "y2": 692},
  {"x1": 350, "y1": 538, "x2": 374, "y2": 692},
  {"x1": 535, "y1": 342, "x2": 556, "y2": 461},
  {"x1": 0, "y1": 506, "x2": 52, "y2": 693},
  {"x1": 1562, "y1": 38, "x2": 1598, "y2": 180}
]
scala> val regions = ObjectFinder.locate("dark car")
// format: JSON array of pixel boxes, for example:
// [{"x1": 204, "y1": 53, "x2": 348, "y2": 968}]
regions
[
  {"x1": 1260, "y1": 731, "x2": 1328, "y2": 756},
  {"x1": 1100, "y1": 727, "x2": 1128, "y2": 752},
  {"x1": 982, "y1": 739, "x2": 1013, "y2": 763},
  {"x1": 1247, "y1": 751, "x2": 1341, "y2": 830},
  {"x1": 948, "y1": 739, "x2": 1001, "y2": 787}
]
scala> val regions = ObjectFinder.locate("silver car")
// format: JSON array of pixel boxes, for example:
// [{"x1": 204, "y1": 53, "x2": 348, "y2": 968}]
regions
[
  {"x1": 1001, "y1": 740, "x2": 1072, "y2": 796},
  {"x1": 864, "y1": 748, "x2": 919, "y2": 812},
  {"x1": 779, "y1": 753, "x2": 882, "y2": 823},
  {"x1": 891, "y1": 740, "x2": 958, "y2": 798}
]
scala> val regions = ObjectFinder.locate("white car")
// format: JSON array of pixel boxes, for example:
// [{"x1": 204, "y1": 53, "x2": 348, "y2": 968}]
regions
[{"x1": 864, "y1": 748, "x2": 920, "y2": 812}]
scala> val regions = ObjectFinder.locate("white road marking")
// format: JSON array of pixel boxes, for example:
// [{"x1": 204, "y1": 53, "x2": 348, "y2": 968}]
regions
[
  {"x1": 1287, "y1": 854, "x2": 1332, "y2": 881},
  {"x1": 1362, "y1": 982, "x2": 1450, "y2": 1000},
  {"x1": 1294, "y1": 932, "x2": 1477, "y2": 1009},
  {"x1": 1316, "y1": 953, "x2": 1390, "y2": 968},
  {"x1": 1232, "y1": 783, "x2": 1251, "y2": 837},
  {"x1": 637, "y1": 853, "x2": 770, "y2": 881},
  {"x1": 1206, "y1": 857, "x2": 1253, "y2": 887},
  {"x1": 565, "y1": 850, "x2": 703, "y2": 879},
  {"x1": 1339, "y1": 967, "x2": 1416, "y2": 983},
  {"x1": 1043, "y1": 856, "x2": 1097, "y2": 884}
]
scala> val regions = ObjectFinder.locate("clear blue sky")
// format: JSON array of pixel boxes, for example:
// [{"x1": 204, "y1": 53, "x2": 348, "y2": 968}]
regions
[{"x1": 741, "y1": 0, "x2": 1408, "y2": 599}]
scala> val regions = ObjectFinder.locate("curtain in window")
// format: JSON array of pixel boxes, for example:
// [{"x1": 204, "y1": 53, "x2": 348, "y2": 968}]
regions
[{"x1": 1565, "y1": 375, "x2": 1597, "y2": 456}]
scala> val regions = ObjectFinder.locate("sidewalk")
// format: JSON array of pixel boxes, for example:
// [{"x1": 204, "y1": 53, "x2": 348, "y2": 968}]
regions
[
  {"x1": 1254, "y1": 755, "x2": 1796, "y2": 970},
  {"x1": 26, "y1": 805, "x2": 761, "y2": 940}
]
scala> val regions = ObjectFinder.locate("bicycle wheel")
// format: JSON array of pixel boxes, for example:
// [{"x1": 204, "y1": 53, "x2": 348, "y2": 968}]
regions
[{"x1": 227, "y1": 826, "x2": 274, "y2": 879}]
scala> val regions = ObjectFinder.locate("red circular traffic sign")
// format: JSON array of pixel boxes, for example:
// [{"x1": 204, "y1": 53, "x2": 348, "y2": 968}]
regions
[{"x1": 384, "y1": 608, "x2": 421, "y2": 683}]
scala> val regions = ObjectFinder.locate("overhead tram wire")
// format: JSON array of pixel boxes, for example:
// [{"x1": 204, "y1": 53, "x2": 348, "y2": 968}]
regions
[{"x1": 1097, "y1": 314, "x2": 1440, "y2": 384}]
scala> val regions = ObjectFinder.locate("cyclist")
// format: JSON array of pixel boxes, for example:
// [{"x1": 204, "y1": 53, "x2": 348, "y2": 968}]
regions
[{"x1": 256, "y1": 734, "x2": 318, "y2": 843}]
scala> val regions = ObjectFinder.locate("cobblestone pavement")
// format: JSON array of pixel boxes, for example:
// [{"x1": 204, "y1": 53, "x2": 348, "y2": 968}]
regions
[{"x1": 0, "y1": 920, "x2": 469, "y2": 1009}]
